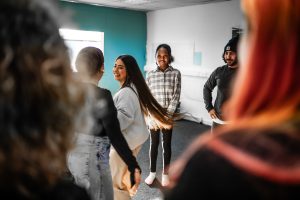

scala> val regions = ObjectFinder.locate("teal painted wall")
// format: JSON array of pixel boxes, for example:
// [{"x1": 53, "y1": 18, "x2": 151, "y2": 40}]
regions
[{"x1": 60, "y1": 2, "x2": 147, "y2": 94}]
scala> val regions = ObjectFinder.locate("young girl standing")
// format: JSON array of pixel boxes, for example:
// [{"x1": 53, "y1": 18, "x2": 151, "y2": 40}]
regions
[{"x1": 145, "y1": 44, "x2": 181, "y2": 186}]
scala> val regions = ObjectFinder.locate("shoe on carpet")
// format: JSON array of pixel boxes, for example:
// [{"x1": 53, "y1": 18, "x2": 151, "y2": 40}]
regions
[
  {"x1": 145, "y1": 172, "x2": 156, "y2": 185},
  {"x1": 162, "y1": 174, "x2": 170, "y2": 187}
]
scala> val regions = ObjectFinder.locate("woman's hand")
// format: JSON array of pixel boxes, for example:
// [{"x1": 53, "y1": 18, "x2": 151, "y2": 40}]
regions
[{"x1": 129, "y1": 168, "x2": 141, "y2": 197}]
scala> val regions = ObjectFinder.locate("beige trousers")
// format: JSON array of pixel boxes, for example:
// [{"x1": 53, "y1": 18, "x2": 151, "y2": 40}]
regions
[{"x1": 109, "y1": 146, "x2": 141, "y2": 200}]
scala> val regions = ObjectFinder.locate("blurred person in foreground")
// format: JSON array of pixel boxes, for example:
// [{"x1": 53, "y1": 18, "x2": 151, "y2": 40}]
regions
[
  {"x1": 0, "y1": 0, "x2": 90, "y2": 199},
  {"x1": 165, "y1": 0, "x2": 300, "y2": 199}
]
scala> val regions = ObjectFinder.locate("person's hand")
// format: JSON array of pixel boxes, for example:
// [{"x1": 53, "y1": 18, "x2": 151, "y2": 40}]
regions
[
  {"x1": 208, "y1": 109, "x2": 218, "y2": 119},
  {"x1": 129, "y1": 168, "x2": 141, "y2": 197}
]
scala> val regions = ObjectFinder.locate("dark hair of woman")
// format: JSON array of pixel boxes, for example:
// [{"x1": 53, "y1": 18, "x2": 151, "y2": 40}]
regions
[{"x1": 116, "y1": 55, "x2": 173, "y2": 127}]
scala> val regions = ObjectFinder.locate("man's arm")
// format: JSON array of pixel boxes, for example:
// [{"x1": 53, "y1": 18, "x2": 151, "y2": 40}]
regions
[{"x1": 203, "y1": 69, "x2": 218, "y2": 115}]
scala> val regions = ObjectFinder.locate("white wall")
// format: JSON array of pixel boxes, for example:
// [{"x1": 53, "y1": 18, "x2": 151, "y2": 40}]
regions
[{"x1": 145, "y1": 0, "x2": 243, "y2": 125}]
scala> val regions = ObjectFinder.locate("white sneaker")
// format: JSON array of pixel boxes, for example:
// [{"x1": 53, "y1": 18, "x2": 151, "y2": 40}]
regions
[
  {"x1": 162, "y1": 174, "x2": 169, "y2": 187},
  {"x1": 145, "y1": 172, "x2": 156, "y2": 185}
]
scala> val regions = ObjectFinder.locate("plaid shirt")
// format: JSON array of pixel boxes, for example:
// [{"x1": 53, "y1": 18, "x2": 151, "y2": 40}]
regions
[{"x1": 146, "y1": 66, "x2": 181, "y2": 115}]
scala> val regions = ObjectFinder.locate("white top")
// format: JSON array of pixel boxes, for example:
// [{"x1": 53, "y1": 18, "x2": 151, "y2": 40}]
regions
[{"x1": 113, "y1": 86, "x2": 149, "y2": 150}]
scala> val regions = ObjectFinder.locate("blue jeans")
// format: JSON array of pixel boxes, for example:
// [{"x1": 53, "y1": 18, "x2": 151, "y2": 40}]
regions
[{"x1": 68, "y1": 134, "x2": 112, "y2": 200}]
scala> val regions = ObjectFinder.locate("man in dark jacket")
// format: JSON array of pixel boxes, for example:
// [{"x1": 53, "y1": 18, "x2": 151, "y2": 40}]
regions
[{"x1": 203, "y1": 36, "x2": 240, "y2": 131}]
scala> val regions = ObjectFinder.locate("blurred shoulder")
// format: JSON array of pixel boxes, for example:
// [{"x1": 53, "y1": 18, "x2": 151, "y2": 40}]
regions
[
  {"x1": 171, "y1": 66, "x2": 181, "y2": 73},
  {"x1": 114, "y1": 87, "x2": 136, "y2": 99},
  {"x1": 50, "y1": 180, "x2": 91, "y2": 200},
  {"x1": 213, "y1": 65, "x2": 227, "y2": 72},
  {"x1": 147, "y1": 68, "x2": 159, "y2": 75},
  {"x1": 97, "y1": 87, "x2": 112, "y2": 97},
  {"x1": 0, "y1": 180, "x2": 90, "y2": 200}
]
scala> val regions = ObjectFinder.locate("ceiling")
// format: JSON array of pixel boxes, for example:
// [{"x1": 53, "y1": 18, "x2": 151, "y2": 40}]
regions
[{"x1": 62, "y1": 0, "x2": 232, "y2": 12}]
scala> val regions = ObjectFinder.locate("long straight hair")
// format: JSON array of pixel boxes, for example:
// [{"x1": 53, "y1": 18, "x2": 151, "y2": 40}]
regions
[
  {"x1": 226, "y1": 0, "x2": 300, "y2": 127},
  {"x1": 116, "y1": 55, "x2": 172, "y2": 126}
]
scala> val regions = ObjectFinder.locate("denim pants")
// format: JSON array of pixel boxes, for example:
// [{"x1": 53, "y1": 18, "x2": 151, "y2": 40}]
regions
[{"x1": 68, "y1": 134, "x2": 113, "y2": 200}]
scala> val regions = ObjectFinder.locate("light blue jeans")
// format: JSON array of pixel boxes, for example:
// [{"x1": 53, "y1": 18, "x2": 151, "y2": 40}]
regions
[{"x1": 68, "y1": 134, "x2": 113, "y2": 200}]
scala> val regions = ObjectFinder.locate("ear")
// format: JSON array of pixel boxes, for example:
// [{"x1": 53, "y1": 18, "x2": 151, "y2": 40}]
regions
[{"x1": 100, "y1": 64, "x2": 104, "y2": 72}]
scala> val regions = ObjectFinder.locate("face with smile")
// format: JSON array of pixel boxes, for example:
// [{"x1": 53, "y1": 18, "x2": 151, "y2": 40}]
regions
[
  {"x1": 224, "y1": 50, "x2": 238, "y2": 67},
  {"x1": 113, "y1": 59, "x2": 127, "y2": 85},
  {"x1": 156, "y1": 47, "x2": 170, "y2": 71}
]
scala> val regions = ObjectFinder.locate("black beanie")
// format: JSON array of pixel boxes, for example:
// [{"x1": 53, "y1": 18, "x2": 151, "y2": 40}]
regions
[{"x1": 223, "y1": 36, "x2": 239, "y2": 54}]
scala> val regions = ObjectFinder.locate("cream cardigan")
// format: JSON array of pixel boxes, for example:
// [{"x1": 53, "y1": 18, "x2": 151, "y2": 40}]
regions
[{"x1": 113, "y1": 86, "x2": 149, "y2": 150}]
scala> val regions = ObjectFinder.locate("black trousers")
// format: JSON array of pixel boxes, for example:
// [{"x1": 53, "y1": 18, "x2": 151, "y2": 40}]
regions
[{"x1": 149, "y1": 128, "x2": 173, "y2": 174}]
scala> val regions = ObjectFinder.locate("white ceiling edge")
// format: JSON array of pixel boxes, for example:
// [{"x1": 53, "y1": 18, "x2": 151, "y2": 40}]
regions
[{"x1": 61, "y1": 0, "x2": 232, "y2": 12}]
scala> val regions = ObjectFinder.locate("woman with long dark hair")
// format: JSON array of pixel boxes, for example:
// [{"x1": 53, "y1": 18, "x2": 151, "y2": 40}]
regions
[{"x1": 110, "y1": 55, "x2": 172, "y2": 199}]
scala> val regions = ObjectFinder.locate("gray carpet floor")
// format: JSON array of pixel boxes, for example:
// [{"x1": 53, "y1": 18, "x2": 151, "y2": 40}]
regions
[{"x1": 133, "y1": 120, "x2": 210, "y2": 200}]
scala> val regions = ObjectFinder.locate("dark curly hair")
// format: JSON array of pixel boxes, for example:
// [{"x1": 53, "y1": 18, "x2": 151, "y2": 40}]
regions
[{"x1": 0, "y1": 0, "x2": 86, "y2": 196}]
